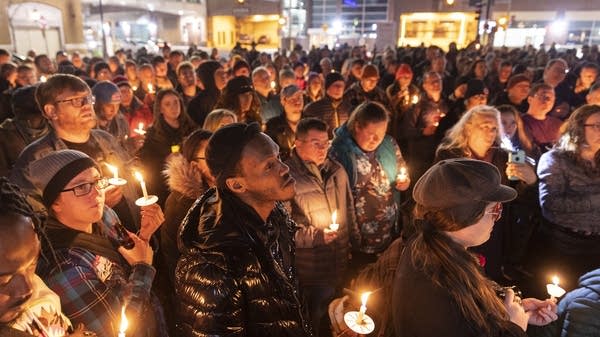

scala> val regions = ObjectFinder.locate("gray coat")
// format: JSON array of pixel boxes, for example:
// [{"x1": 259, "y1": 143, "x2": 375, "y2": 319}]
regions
[{"x1": 285, "y1": 150, "x2": 358, "y2": 286}]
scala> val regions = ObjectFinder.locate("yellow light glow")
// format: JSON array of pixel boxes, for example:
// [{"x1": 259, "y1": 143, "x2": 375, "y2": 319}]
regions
[
  {"x1": 331, "y1": 210, "x2": 337, "y2": 225},
  {"x1": 134, "y1": 171, "x2": 143, "y2": 183},
  {"x1": 119, "y1": 306, "x2": 128, "y2": 335}
]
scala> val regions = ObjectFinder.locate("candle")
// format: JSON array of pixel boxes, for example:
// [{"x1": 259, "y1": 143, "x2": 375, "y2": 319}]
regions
[
  {"x1": 134, "y1": 122, "x2": 146, "y2": 136},
  {"x1": 118, "y1": 306, "x2": 128, "y2": 337},
  {"x1": 270, "y1": 81, "x2": 276, "y2": 89},
  {"x1": 329, "y1": 210, "x2": 339, "y2": 231},
  {"x1": 147, "y1": 83, "x2": 154, "y2": 94},
  {"x1": 546, "y1": 275, "x2": 566, "y2": 300},
  {"x1": 134, "y1": 171, "x2": 148, "y2": 199},
  {"x1": 106, "y1": 163, "x2": 119, "y2": 180},
  {"x1": 411, "y1": 94, "x2": 419, "y2": 104},
  {"x1": 132, "y1": 85, "x2": 138, "y2": 91},
  {"x1": 397, "y1": 167, "x2": 408, "y2": 183},
  {"x1": 357, "y1": 292, "x2": 371, "y2": 323},
  {"x1": 40, "y1": 75, "x2": 47, "y2": 83},
  {"x1": 106, "y1": 163, "x2": 127, "y2": 186},
  {"x1": 433, "y1": 121, "x2": 439, "y2": 127}
]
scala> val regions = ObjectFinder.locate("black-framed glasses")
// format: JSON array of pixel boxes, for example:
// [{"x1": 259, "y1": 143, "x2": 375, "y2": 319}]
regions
[
  {"x1": 584, "y1": 123, "x2": 600, "y2": 131},
  {"x1": 55, "y1": 94, "x2": 95, "y2": 108},
  {"x1": 61, "y1": 178, "x2": 109, "y2": 197},
  {"x1": 485, "y1": 202, "x2": 503, "y2": 222}
]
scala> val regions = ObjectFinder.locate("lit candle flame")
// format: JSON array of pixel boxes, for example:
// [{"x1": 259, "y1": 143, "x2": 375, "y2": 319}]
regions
[
  {"x1": 147, "y1": 83, "x2": 154, "y2": 93},
  {"x1": 329, "y1": 210, "x2": 339, "y2": 231},
  {"x1": 552, "y1": 276, "x2": 560, "y2": 285},
  {"x1": 40, "y1": 76, "x2": 47, "y2": 83},
  {"x1": 270, "y1": 81, "x2": 276, "y2": 89},
  {"x1": 546, "y1": 275, "x2": 566, "y2": 300},
  {"x1": 134, "y1": 171, "x2": 143, "y2": 182},
  {"x1": 134, "y1": 122, "x2": 146, "y2": 135},
  {"x1": 411, "y1": 95, "x2": 419, "y2": 104},
  {"x1": 360, "y1": 292, "x2": 371, "y2": 307},
  {"x1": 119, "y1": 306, "x2": 128, "y2": 337},
  {"x1": 331, "y1": 210, "x2": 337, "y2": 225},
  {"x1": 105, "y1": 163, "x2": 119, "y2": 180}
]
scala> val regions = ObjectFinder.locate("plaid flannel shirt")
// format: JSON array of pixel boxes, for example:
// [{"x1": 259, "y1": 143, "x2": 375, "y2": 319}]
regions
[{"x1": 42, "y1": 249, "x2": 155, "y2": 337}]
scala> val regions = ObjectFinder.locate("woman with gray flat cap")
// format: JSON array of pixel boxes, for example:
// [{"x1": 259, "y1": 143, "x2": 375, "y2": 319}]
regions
[{"x1": 392, "y1": 158, "x2": 557, "y2": 337}]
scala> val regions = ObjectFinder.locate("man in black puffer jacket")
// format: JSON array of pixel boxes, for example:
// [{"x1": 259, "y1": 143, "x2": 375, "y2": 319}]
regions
[{"x1": 175, "y1": 122, "x2": 312, "y2": 337}]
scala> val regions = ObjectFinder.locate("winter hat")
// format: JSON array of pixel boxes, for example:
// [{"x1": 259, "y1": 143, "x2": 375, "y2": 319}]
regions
[
  {"x1": 361, "y1": 64, "x2": 379, "y2": 79},
  {"x1": 395, "y1": 63, "x2": 413, "y2": 80},
  {"x1": 29, "y1": 150, "x2": 99, "y2": 207},
  {"x1": 325, "y1": 72, "x2": 344, "y2": 90},
  {"x1": 205, "y1": 122, "x2": 262, "y2": 188},
  {"x1": 112, "y1": 75, "x2": 131, "y2": 88},
  {"x1": 464, "y1": 79, "x2": 489, "y2": 99},
  {"x1": 92, "y1": 81, "x2": 121, "y2": 104},
  {"x1": 11, "y1": 84, "x2": 42, "y2": 119},
  {"x1": 226, "y1": 76, "x2": 254, "y2": 96},
  {"x1": 413, "y1": 158, "x2": 517, "y2": 211}
]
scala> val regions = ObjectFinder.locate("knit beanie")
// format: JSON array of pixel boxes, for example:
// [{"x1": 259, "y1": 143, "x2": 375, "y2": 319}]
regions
[
  {"x1": 325, "y1": 72, "x2": 344, "y2": 90},
  {"x1": 29, "y1": 150, "x2": 98, "y2": 207},
  {"x1": 112, "y1": 75, "x2": 131, "y2": 88},
  {"x1": 92, "y1": 81, "x2": 121, "y2": 104},
  {"x1": 11, "y1": 84, "x2": 42, "y2": 119}
]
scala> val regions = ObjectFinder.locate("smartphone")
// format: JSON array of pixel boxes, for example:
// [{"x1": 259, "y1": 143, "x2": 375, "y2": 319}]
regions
[{"x1": 508, "y1": 150, "x2": 526, "y2": 181}]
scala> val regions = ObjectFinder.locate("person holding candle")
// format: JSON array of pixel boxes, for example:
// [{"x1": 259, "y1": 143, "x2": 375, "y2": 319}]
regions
[
  {"x1": 114, "y1": 76, "x2": 153, "y2": 147},
  {"x1": 435, "y1": 105, "x2": 538, "y2": 283},
  {"x1": 385, "y1": 63, "x2": 420, "y2": 147},
  {"x1": 284, "y1": 118, "x2": 357, "y2": 336},
  {"x1": 392, "y1": 158, "x2": 557, "y2": 337},
  {"x1": 329, "y1": 101, "x2": 410, "y2": 274},
  {"x1": 29, "y1": 150, "x2": 167, "y2": 337},
  {"x1": 175, "y1": 122, "x2": 311, "y2": 337},
  {"x1": 10, "y1": 74, "x2": 141, "y2": 232},
  {"x1": 137, "y1": 89, "x2": 196, "y2": 206},
  {"x1": 535, "y1": 104, "x2": 600, "y2": 291}
]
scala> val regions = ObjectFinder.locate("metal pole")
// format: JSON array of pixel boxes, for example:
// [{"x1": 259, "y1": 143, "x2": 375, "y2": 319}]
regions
[{"x1": 99, "y1": 0, "x2": 108, "y2": 58}]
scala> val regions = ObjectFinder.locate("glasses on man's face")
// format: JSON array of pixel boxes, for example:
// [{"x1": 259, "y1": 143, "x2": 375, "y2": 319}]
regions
[
  {"x1": 485, "y1": 202, "x2": 503, "y2": 222},
  {"x1": 301, "y1": 139, "x2": 331, "y2": 150},
  {"x1": 55, "y1": 94, "x2": 96, "y2": 108},
  {"x1": 61, "y1": 178, "x2": 109, "y2": 197},
  {"x1": 584, "y1": 123, "x2": 600, "y2": 131},
  {"x1": 534, "y1": 93, "x2": 554, "y2": 102}
]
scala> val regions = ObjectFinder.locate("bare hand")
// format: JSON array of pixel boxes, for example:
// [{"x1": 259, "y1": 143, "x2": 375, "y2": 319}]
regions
[
  {"x1": 323, "y1": 228, "x2": 338, "y2": 244},
  {"x1": 506, "y1": 162, "x2": 537, "y2": 185},
  {"x1": 522, "y1": 298, "x2": 558, "y2": 326},
  {"x1": 103, "y1": 185, "x2": 124, "y2": 208},
  {"x1": 454, "y1": 83, "x2": 467, "y2": 99},
  {"x1": 118, "y1": 232, "x2": 153, "y2": 265},
  {"x1": 504, "y1": 288, "x2": 529, "y2": 331},
  {"x1": 139, "y1": 203, "x2": 165, "y2": 241}
]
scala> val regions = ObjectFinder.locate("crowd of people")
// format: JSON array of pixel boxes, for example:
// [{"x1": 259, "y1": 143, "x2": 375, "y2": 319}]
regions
[{"x1": 1, "y1": 39, "x2": 600, "y2": 337}]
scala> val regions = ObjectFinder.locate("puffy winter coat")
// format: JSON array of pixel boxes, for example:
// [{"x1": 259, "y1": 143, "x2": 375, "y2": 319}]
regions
[{"x1": 175, "y1": 188, "x2": 312, "y2": 337}]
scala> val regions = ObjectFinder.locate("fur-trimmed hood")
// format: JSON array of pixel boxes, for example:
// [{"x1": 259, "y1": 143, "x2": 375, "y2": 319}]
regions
[{"x1": 162, "y1": 153, "x2": 206, "y2": 199}]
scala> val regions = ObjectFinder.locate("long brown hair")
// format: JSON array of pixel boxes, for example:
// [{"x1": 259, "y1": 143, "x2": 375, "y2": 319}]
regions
[
  {"x1": 152, "y1": 88, "x2": 196, "y2": 134},
  {"x1": 408, "y1": 203, "x2": 509, "y2": 334},
  {"x1": 556, "y1": 104, "x2": 600, "y2": 171},
  {"x1": 497, "y1": 104, "x2": 535, "y2": 154}
]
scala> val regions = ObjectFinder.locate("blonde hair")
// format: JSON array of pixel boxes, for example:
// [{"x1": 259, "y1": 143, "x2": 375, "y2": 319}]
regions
[
  {"x1": 437, "y1": 105, "x2": 503, "y2": 157},
  {"x1": 202, "y1": 109, "x2": 238, "y2": 132}
]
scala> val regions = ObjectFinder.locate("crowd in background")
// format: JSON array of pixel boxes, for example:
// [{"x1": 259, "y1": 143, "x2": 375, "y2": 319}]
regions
[{"x1": 1, "y1": 38, "x2": 600, "y2": 337}]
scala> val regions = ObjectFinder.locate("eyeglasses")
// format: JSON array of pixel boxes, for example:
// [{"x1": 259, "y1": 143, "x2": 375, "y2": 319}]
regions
[
  {"x1": 61, "y1": 178, "x2": 109, "y2": 197},
  {"x1": 194, "y1": 156, "x2": 206, "y2": 161},
  {"x1": 300, "y1": 139, "x2": 331, "y2": 150},
  {"x1": 55, "y1": 94, "x2": 96, "y2": 108},
  {"x1": 485, "y1": 202, "x2": 503, "y2": 222},
  {"x1": 584, "y1": 123, "x2": 600, "y2": 131},
  {"x1": 533, "y1": 94, "x2": 554, "y2": 102}
]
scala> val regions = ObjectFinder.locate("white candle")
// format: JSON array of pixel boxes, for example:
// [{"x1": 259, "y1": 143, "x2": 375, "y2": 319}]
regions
[
  {"x1": 134, "y1": 122, "x2": 146, "y2": 136},
  {"x1": 40, "y1": 76, "x2": 47, "y2": 83},
  {"x1": 118, "y1": 306, "x2": 128, "y2": 337},
  {"x1": 411, "y1": 94, "x2": 419, "y2": 104},
  {"x1": 546, "y1": 275, "x2": 566, "y2": 300},
  {"x1": 106, "y1": 163, "x2": 119, "y2": 180},
  {"x1": 270, "y1": 81, "x2": 276, "y2": 89},
  {"x1": 397, "y1": 167, "x2": 408, "y2": 183},
  {"x1": 134, "y1": 171, "x2": 149, "y2": 199},
  {"x1": 147, "y1": 83, "x2": 154, "y2": 94},
  {"x1": 357, "y1": 292, "x2": 371, "y2": 323},
  {"x1": 329, "y1": 210, "x2": 339, "y2": 231}
]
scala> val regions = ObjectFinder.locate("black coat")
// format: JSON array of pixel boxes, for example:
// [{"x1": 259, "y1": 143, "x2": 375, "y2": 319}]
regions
[{"x1": 175, "y1": 188, "x2": 312, "y2": 337}]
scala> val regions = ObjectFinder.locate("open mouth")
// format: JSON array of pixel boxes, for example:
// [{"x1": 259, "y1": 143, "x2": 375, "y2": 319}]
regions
[{"x1": 283, "y1": 176, "x2": 296, "y2": 187}]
